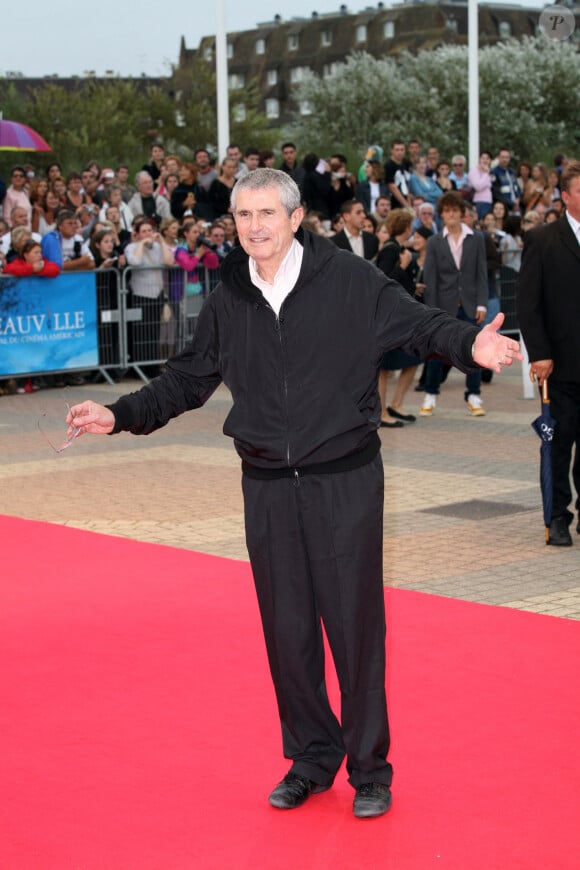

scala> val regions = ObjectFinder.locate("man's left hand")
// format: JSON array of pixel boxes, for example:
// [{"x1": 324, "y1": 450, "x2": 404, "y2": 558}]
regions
[{"x1": 473, "y1": 312, "x2": 523, "y2": 373}]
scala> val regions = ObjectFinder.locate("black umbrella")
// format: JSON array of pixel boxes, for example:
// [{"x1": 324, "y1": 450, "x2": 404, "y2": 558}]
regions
[{"x1": 531, "y1": 379, "x2": 556, "y2": 542}]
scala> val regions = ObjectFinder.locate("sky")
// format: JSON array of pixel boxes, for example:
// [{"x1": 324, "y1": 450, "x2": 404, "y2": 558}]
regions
[{"x1": 1, "y1": 0, "x2": 547, "y2": 79}]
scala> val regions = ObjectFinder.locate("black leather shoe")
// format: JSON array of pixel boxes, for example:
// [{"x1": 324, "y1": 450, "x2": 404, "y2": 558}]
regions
[
  {"x1": 268, "y1": 773, "x2": 330, "y2": 809},
  {"x1": 387, "y1": 406, "x2": 416, "y2": 423},
  {"x1": 547, "y1": 516, "x2": 573, "y2": 547},
  {"x1": 353, "y1": 782, "x2": 392, "y2": 819}
]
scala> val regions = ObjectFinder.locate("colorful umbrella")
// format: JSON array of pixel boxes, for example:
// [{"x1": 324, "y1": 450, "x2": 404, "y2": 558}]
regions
[
  {"x1": 531, "y1": 378, "x2": 556, "y2": 543},
  {"x1": 0, "y1": 119, "x2": 52, "y2": 152}
]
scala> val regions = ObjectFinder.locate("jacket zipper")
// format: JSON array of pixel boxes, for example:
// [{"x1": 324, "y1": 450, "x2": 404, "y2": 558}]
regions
[{"x1": 273, "y1": 304, "x2": 292, "y2": 468}]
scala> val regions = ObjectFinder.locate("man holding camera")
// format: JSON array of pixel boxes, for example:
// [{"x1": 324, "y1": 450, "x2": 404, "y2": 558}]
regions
[{"x1": 41, "y1": 210, "x2": 95, "y2": 271}]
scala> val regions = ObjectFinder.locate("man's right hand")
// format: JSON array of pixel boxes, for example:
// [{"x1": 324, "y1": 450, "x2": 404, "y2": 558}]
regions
[
  {"x1": 66, "y1": 401, "x2": 115, "y2": 436},
  {"x1": 530, "y1": 359, "x2": 554, "y2": 386}
]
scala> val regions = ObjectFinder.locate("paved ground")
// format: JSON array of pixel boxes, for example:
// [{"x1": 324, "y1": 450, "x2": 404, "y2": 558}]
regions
[{"x1": 1, "y1": 361, "x2": 579, "y2": 620}]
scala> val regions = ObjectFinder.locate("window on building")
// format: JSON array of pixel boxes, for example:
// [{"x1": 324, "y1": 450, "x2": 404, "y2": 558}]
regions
[
  {"x1": 228, "y1": 73, "x2": 245, "y2": 90},
  {"x1": 498, "y1": 21, "x2": 512, "y2": 38},
  {"x1": 227, "y1": 43, "x2": 234, "y2": 59},
  {"x1": 446, "y1": 18, "x2": 458, "y2": 33},
  {"x1": 290, "y1": 66, "x2": 309, "y2": 84},
  {"x1": 300, "y1": 100, "x2": 313, "y2": 116},
  {"x1": 356, "y1": 24, "x2": 367, "y2": 43},
  {"x1": 233, "y1": 104, "x2": 246, "y2": 122},
  {"x1": 323, "y1": 62, "x2": 340, "y2": 79},
  {"x1": 266, "y1": 98, "x2": 280, "y2": 119},
  {"x1": 321, "y1": 30, "x2": 332, "y2": 47},
  {"x1": 203, "y1": 45, "x2": 213, "y2": 61},
  {"x1": 267, "y1": 69, "x2": 278, "y2": 86},
  {"x1": 256, "y1": 38, "x2": 265, "y2": 55},
  {"x1": 384, "y1": 21, "x2": 395, "y2": 39},
  {"x1": 288, "y1": 34, "x2": 299, "y2": 51}
]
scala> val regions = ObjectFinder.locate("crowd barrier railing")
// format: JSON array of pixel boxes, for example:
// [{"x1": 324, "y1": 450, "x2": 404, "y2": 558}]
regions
[{"x1": 0, "y1": 264, "x2": 218, "y2": 384}]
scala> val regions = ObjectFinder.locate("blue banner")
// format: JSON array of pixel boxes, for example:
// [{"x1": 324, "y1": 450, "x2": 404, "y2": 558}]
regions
[{"x1": 0, "y1": 272, "x2": 98, "y2": 376}]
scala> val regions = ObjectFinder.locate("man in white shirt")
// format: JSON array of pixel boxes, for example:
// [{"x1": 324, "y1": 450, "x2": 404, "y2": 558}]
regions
[
  {"x1": 66, "y1": 169, "x2": 521, "y2": 820},
  {"x1": 517, "y1": 160, "x2": 580, "y2": 546},
  {"x1": 421, "y1": 191, "x2": 488, "y2": 417},
  {"x1": 332, "y1": 199, "x2": 378, "y2": 259}
]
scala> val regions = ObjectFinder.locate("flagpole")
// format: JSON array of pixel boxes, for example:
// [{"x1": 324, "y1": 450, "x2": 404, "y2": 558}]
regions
[
  {"x1": 215, "y1": 0, "x2": 230, "y2": 162},
  {"x1": 467, "y1": 0, "x2": 479, "y2": 172}
]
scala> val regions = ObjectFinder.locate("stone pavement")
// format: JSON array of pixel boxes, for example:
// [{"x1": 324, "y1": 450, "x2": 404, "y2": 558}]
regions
[{"x1": 1, "y1": 361, "x2": 579, "y2": 620}]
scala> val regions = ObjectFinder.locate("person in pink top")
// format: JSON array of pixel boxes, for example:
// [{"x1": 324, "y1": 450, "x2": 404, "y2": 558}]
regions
[
  {"x1": 467, "y1": 151, "x2": 493, "y2": 220},
  {"x1": 174, "y1": 218, "x2": 220, "y2": 298},
  {"x1": 3, "y1": 166, "x2": 31, "y2": 228}
]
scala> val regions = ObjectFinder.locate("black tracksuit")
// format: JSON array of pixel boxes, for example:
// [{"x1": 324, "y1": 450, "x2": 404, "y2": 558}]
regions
[{"x1": 108, "y1": 229, "x2": 479, "y2": 788}]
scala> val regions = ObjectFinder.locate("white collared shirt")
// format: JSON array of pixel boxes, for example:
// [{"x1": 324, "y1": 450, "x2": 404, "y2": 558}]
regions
[
  {"x1": 566, "y1": 211, "x2": 580, "y2": 245},
  {"x1": 344, "y1": 227, "x2": 364, "y2": 258},
  {"x1": 443, "y1": 223, "x2": 486, "y2": 313},
  {"x1": 443, "y1": 222, "x2": 473, "y2": 270},
  {"x1": 249, "y1": 237, "x2": 303, "y2": 316}
]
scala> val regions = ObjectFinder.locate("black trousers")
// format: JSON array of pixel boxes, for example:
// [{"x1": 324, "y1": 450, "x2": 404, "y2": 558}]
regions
[
  {"x1": 242, "y1": 454, "x2": 392, "y2": 789},
  {"x1": 549, "y1": 380, "x2": 580, "y2": 522}
]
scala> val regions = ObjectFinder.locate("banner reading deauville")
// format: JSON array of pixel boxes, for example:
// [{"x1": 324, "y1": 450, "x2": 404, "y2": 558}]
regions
[{"x1": 0, "y1": 272, "x2": 98, "y2": 376}]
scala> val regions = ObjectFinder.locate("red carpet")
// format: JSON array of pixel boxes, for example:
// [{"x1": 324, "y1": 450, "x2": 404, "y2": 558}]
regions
[{"x1": 1, "y1": 515, "x2": 578, "y2": 869}]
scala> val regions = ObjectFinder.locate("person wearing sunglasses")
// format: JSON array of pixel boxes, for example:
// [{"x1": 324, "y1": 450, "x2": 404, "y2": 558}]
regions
[{"x1": 3, "y1": 166, "x2": 31, "y2": 228}]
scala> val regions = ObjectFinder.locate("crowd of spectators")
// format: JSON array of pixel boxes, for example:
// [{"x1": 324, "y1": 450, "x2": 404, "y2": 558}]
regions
[{"x1": 0, "y1": 138, "x2": 570, "y2": 395}]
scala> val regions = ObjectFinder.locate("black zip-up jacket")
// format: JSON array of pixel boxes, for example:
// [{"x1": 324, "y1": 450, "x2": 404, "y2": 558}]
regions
[{"x1": 108, "y1": 230, "x2": 479, "y2": 471}]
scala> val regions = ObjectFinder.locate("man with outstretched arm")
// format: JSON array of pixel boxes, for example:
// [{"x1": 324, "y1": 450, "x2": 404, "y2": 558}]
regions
[{"x1": 67, "y1": 169, "x2": 521, "y2": 819}]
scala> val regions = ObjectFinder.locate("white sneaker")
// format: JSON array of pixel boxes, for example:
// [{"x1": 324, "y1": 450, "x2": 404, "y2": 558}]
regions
[
  {"x1": 420, "y1": 394, "x2": 436, "y2": 416},
  {"x1": 467, "y1": 394, "x2": 485, "y2": 416}
]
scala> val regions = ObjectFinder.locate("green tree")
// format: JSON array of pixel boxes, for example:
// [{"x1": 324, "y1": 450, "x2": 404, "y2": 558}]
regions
[{"x1": 289, "y1": 37, "x2": 580, "y2": 163}]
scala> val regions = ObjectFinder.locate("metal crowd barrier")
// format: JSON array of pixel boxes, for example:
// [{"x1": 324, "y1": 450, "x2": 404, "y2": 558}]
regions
[{"x1": 0, "y1": 263, "x2": 220, "y2": 385}]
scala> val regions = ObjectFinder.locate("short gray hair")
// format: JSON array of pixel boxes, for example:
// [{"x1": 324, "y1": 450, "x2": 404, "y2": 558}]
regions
[
  {"x1": 230, "y1": 168, "x2": 301, "y2": 217},
  {"x1": 135, "y1": 170, "x2": 153, "y2": 187}
]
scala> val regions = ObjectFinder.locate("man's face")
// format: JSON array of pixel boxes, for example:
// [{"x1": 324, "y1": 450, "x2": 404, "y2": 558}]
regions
[
  {"x1": 282, "y1": 146, "x2": 296, "y2": 166},
  {"x1": 227, "y1": 146, "x2": 242, "y2": 164},
  {"x1": 138, "y1": 174, "x2": 154, "y2": 196},
  {"x1": 419, "y1": 209, "x2": 434, "y2": 228},
  {"x1": 101, "y1": 169, "x2": 115, "y2": 186},
  {"x1": 195, "y1": 151, "x2": 210, "y2": 170},
  {"x1": 391, "y1": 144, "x2": 405, "y2": 164},
  {"x1": 11, "y1": 169, "x2": 26, "y2": 190},
  {"x1": 498, "y1": 150, "x2": 511, "y2": 169},
  {"x1": 462, "y1": 210, "x2": 476, "y2": 228},
  {"x1": 427, "y1": 147, "x2": 439, "y2": 166},
  {"x1": 11, "y1": 208, "x2": 29, "y2": 228},
  {"x1": 210, "y1": 226, "x2": 225, "y2": 246},
  {"x1": 441, "y1": 206, "x2": 462, "y2": 232},
  {"x1": 116, "y1": 167, "x2": 129, "y2": 184},
  {"x1": 245, "y1": 154, "x2": 260, "y2": 171},
  {"x1": 452, "y1": 158, "x2": 466, "y2": 176},
  {"x1": 408, "y1": 141, "x2": 420, "y2": 161},
  {"x1": 234, "y1": 186, "x2": 302, "y2": 273},
  {"x1": 82, "y1": 170, "x2": 96, "y2": 189},
  {"x1": 552, "y1": 198, "x2": 564, "y2": 215},
  {"x1": 344, "y1": 202, "x2": 366, "y2": 233},
  {"x1": 59, "y1": 217, "x2": 77, "y2": 239},
  {"x1": 106, "y1": 206, "x2": 120, "y2": 223},
  {"x1": 375, "y1": 198, "x2": 390, "y2": 219}
]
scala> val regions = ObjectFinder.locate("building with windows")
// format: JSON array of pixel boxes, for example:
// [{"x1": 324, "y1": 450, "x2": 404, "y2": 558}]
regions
[{"x1": 178, "y1": 1, "x2": 548, "y2": 125}]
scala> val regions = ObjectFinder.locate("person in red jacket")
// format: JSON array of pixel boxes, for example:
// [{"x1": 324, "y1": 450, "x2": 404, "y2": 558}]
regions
[
  {"x1": 3, "y1": 239, "x2": 61, "y2": 392},
  {"x1": 3, "y1": 238, "x2": 61, "y2": 277}
]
